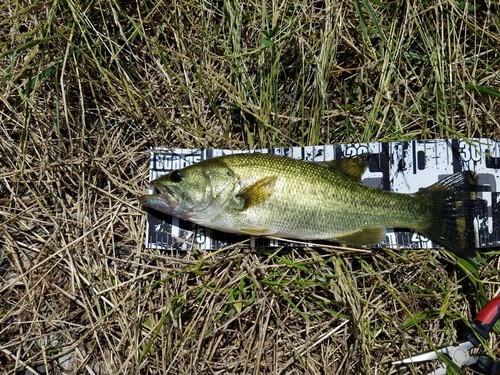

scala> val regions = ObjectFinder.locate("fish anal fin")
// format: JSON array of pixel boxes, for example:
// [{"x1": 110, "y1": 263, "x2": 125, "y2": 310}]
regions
[
  {"x1": 319, "y1": 154, "x2": 370, "y2": 180},
  {"x1": 236, "y1": 176, "x2": 277, "y2": 210},
  {"x1": 332, "y1": 227, "x2": 386, "y2": 245}
]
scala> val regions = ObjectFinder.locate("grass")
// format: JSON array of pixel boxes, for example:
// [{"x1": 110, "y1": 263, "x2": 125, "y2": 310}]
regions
[{"x1": 1, "y1": 0, "x2": 499, "y2": 374}]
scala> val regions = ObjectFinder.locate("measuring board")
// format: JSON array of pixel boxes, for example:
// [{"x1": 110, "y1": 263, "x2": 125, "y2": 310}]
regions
[{"x1": 143, "y1": 139, "x2": 500, "y2": 251}]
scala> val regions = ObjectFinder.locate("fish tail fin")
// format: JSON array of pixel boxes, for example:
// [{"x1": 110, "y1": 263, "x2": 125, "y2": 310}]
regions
[{"x1": 416, "y1": 171, "x2": 478, "y2": 257}]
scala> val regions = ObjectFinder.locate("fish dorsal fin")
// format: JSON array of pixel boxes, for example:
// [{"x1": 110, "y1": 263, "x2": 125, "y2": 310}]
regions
[
  {"x1": 235, "y1": 176, "x2": 277, "y2": 210},
  {"x1": 332, "y1": 227, "x2": 386, "y2": 245},
  {"x1": 318, "y1": 154, "x2": 370, "y2": 180}
]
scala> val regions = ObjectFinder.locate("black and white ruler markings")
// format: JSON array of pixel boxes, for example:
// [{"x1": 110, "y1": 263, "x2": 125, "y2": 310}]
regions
[{"x1": 144, "y1": 139, "x2": 499, "y2": 251}]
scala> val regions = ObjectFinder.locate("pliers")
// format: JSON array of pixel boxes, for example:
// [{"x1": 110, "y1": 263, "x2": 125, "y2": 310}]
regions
[{"x1": 392, "y1": 294, "x2": 500, "y2": 374}]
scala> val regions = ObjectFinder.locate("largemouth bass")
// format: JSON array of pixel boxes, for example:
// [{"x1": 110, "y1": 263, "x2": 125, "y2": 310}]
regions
[{"x1": 140, "y1": 153, "x2": 478, "y2": 256}]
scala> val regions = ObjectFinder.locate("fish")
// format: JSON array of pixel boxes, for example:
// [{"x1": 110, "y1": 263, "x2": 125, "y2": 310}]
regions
[{"x1": 140, "y1": 153, "x2": 478, "y2": 256}]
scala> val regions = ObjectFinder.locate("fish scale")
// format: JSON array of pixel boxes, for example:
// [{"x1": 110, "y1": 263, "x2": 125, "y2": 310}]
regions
[{"x1": 219, "y1": 154, "x2": 425, "y2": 238}]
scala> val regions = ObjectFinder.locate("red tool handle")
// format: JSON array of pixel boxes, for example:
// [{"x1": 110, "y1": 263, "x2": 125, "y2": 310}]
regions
[{"x1": 472, "y1": 294, "x2": 500, "y2": 340}]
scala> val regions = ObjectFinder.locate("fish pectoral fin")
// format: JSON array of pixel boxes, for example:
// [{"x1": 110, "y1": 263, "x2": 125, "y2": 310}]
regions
[
  {"x1": 236, "y1": 176, "x2": 277, "y2": 210},
  {"x1": 318, "y1": 154, "x2": 369, "y2": 181},
  {"x1": 332, "y1": 227, "x2": 386, "y2": 245},
  {"x1": 238, "y1": 228, "x2": 277, "y2": 236}
]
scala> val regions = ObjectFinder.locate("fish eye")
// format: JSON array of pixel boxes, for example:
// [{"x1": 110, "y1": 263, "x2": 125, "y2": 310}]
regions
[{"x1": 169, "y1": 170, "x2": 184, "y2": 183}]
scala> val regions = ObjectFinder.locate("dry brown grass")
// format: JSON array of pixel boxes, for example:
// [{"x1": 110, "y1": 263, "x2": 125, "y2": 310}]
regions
[{"x1": 1, "y1": 0, "x2": 499, "y2": 374}]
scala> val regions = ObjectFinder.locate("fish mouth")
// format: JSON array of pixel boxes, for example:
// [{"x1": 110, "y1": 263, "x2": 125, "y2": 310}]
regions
[{"x1": 139, "y1": 182, "x2": 181, "y2": 214}]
